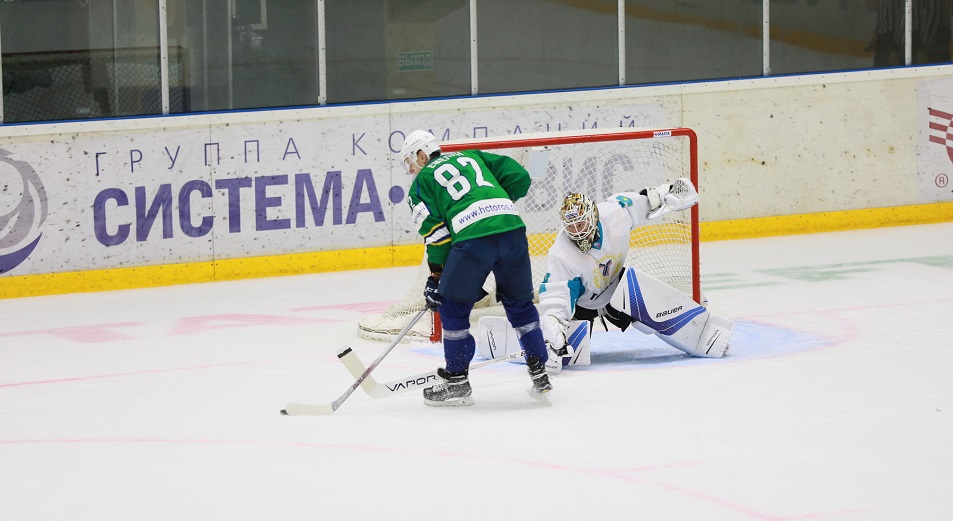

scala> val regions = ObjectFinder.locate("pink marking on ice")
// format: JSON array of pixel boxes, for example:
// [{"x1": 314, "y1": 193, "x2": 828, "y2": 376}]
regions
[
  {"x1": 169, "y1": 313, "x2": 343, "y2": 335},
  {"x1": 290, "y1": 301, "x2": 399, "y2": 313},
  {"x1": 0, "y1": 356, "x2": 322, "y2": 388},
  {"x1": 0, "y1": 438, "x2": 871, "y2": 520},
  {"x1": 0, "y1": 322, "x2": 142, "y2": 343}
]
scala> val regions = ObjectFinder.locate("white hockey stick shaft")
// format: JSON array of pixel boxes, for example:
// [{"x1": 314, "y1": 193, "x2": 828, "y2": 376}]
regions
[
  {"x1": 281, "y1": 309, "x2": 428, "y2": 416},
  {"x1": 338, "y1": 347, "x2": 526, "y2": 399}
]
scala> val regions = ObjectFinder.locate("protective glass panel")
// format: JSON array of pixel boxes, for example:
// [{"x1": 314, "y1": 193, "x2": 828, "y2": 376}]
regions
[
  {"x1": 164, "y1": 0, "x2": 318, "y2": 112},
  {"x1": 325, "y1": 0, "x2": 470, "y2": 104},
  {"x1": 1, "y1": 0, "x2": 161, "y2": 123},
  {"x1": 477, "y1": 0, "x2": 617, "y2": 95},
  {"x1": 624, "y1": 1, "x2": 762, "y2": 85},
  {"x1": 769, "y1": 1, "x2": 880, "y2": 74},
  {"x1": 863, "y1": 0, "x2": 952, "y2": 69},
  {"x1": 166, "y1": 0, "x2": 231, "y2": 112}
]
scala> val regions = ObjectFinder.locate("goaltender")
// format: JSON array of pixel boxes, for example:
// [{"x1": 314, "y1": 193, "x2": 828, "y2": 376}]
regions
[
  {"x1": 477, "y1": 178, "x2": 734, "y2": 372},
  {"x1": 538, "y1": 179, "x2": 734, "y2": 372}
]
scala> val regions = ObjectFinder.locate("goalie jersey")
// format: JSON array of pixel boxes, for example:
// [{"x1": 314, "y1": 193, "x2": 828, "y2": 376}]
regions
[{"x1": 537, "y1": 191, "x2": 658, "y2": 325}]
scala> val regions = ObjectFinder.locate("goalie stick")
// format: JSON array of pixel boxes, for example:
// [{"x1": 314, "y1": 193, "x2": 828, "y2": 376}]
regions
[
  {"x1": 281, "y1": 309, "x2": 427, "y2": 416},
  {"x1": 338, "y1": 347, "x2": 527, "y2": 399}
]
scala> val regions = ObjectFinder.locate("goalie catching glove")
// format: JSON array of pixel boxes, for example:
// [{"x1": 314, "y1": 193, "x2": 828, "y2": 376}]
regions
[{"x1": 642, "y1": 177, "x2": 699, "y2": 220}]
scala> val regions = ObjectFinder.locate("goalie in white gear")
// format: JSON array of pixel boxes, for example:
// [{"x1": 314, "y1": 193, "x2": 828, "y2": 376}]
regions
[{"x1": 536, "y1": 178, "x2": 734, "y2": 372}]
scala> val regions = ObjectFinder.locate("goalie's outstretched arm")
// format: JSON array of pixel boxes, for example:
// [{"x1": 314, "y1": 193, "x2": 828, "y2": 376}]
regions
[
  {"x1": 614, "y1": 177, "x2": 699, "y2": 228},
  {"x1": 642, "y1": 177, "x2": 698, "y2": 220}
]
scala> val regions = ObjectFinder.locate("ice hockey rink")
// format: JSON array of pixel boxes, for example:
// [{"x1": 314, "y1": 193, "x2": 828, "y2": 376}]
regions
[{"x1": 1, "y1": 222, "x2": 951, "y2": 521}]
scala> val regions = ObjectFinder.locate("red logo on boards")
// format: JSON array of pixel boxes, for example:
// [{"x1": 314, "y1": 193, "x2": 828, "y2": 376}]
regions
[{"x1": 927, "y1": 108, "x2": 953, "y2": 165}]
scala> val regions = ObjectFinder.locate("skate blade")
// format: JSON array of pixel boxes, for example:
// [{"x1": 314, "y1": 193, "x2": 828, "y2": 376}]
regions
[
  {"x1": 527, "y1": 387, "x2": 552, "y2": 405},
  {"x1": 423, "y1": 395, "x2": 475, "y2": 407}
]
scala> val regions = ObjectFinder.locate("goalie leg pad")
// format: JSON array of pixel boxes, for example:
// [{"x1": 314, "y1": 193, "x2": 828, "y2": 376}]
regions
[
  {"x1": 564, "y1": 320, "x2": 591, "y2": 366},
  {"x1": 697, "y1": 313, "x2": 733, "y2": 357},
  {"x1": 476, "y1": 316, "x2": 522, "y2": 360},
  {"x1": 545, "y1": 319, "x2": 591, "y2": 373},
  {"x1": 609, "y1": 267, "x2": 733, "y2": 358},
  {"x1": 477, "y1": 317, "x2": 591, "y2": 368}
]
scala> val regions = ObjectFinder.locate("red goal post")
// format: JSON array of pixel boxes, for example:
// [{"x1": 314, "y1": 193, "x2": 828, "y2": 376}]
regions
[{"x1": 358, "y1": 127, "x2": 701, "y2": 343}]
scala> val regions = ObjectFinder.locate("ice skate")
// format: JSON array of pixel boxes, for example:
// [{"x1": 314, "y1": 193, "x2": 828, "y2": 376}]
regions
[
  {"x1": 423, "y1": 368, "x2": 474, "y2": 407},
  {"x1": 527, "y1": 356, "x2": 553, "y2": 394}
]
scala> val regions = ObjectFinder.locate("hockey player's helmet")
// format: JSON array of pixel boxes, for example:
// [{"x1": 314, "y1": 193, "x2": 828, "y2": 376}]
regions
[
  {"x1": 400, "y1": 130, "x2": 441, "y2": 174},
  {"x1": 560, "y1": 193, "x2": 600, "y2": 252}
]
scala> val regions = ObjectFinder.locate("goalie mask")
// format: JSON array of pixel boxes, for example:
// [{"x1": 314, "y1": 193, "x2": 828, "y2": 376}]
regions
[
  {"x1": 560, "y1": 193, "x2": 600, "y2": 252},
  {"x1": 400, "y1": 130, "x2": 441, "y2": 175}
]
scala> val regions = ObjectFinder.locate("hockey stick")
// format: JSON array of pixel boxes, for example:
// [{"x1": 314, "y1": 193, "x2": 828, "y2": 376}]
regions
[
  {"x1": 281, "y1": 309, "x2": 428, "y2": 416},
  {"x1": 338, "y1": 347, "x2": 527, "y2": 399}
]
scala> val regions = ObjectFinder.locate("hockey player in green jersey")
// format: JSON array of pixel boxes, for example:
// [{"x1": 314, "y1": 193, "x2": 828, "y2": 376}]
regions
[{"x1": 400, "y1": 130, "x2": 551, "y2": 406}]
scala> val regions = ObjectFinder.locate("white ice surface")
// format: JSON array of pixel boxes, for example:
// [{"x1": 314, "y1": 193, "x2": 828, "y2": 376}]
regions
[{"x1": 2, "y1": 223, "x2": 952, "y2": 521}]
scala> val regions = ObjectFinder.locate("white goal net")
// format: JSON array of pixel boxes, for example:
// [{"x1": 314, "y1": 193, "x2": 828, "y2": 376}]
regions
[{"x1": 358, "y1": 127, "x2": 701, "y2": 342}]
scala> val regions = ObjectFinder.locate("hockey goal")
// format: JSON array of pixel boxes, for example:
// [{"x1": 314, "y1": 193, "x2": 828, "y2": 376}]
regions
[{"x1": 358, "y1": 127, "x2": 701, "y2": 342}]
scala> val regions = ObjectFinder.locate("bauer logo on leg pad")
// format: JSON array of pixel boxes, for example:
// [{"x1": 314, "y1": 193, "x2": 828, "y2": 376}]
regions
[{"x1": 655, "y1": 305, "x2": 683, "y2": 319}]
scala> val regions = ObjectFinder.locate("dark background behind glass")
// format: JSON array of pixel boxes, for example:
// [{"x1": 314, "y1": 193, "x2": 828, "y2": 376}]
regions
[{"x1": 0, "y1": 0, "x2": 949, "y2": 124}]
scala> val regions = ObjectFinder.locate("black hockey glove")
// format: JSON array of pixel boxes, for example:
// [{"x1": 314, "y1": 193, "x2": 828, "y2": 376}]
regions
[{"x1": 424, "y1": 275, "x2": 443, "y2": 312}]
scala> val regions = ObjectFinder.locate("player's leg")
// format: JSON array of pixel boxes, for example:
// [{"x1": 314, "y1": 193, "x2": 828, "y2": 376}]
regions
[
  {"x1": 424, "y1": 239, "x2": 495, "y2": 406},
  {"x1": 491, "y1": 228, "x2": 552, "y2": 393},
  {"x1": 438, "y1": 236, "x2": 500, "y2": 371},
  {"x1": 437, "y1": 299, "x2": 478, "y2": 373},
  {"x1": 422, "y1": 298, "x2": 476, "y2": 407},
  {"x1": 609, "y1": 266, "x2": 733, "y2": 357}
]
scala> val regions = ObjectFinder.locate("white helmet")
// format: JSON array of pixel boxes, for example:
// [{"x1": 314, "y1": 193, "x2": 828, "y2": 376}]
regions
[
  {"x1": 400, "y1": 130, "x2": 441, "y2": 174},
  {"x1": 560, "y1": 193, "x2": 600, "y2": 252}
]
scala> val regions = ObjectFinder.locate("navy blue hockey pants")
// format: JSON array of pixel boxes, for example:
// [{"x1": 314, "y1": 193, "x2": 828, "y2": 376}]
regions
[{"x1": 436, "y1": 227, "x2": 548, "y2": 373}]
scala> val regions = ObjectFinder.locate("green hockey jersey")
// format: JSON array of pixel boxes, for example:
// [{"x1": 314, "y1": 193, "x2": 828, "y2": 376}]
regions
[{"x1": 408, "y1": 149, "x2": 531, "y2": 265}]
